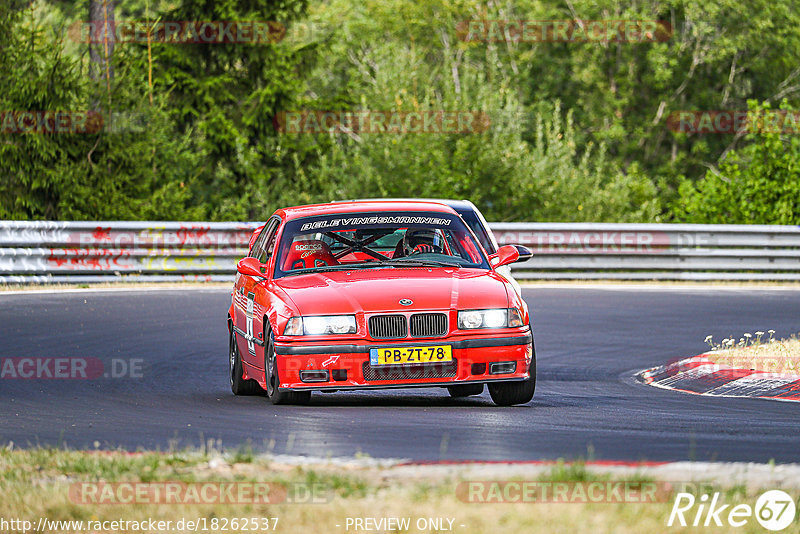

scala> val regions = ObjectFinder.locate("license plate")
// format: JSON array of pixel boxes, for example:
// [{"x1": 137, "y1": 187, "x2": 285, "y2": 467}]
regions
[{"x1": 369, "y1": 345, "x2": 452, "y2": 366}]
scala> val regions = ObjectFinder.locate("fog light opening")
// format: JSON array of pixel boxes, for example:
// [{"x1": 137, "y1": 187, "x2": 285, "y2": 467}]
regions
[
  {"x1": 471, "y1": 363, "x2": 487, "y2": 375},
  {"x1": 489, "y1": 362, "x2": 516, "y2": 375},
  {"x1": 299, "y1": 370, "x2": 330, "y2": 383}
]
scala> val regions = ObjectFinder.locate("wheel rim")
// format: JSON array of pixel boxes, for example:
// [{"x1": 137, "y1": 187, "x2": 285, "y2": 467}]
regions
[
  {"x1": 229, "y1": 331, "x2": 237, "y2": 387},
  {"x1": 266, "y1": 340, "x2": 276, "y2": 397}
]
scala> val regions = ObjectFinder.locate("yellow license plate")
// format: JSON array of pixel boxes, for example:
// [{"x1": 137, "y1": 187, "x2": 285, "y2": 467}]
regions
[{"x1": 369, "y1": 345, "x2": 453, "y2": 366}]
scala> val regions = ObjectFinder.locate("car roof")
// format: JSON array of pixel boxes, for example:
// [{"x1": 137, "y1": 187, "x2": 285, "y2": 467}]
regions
[
  {"x1": 278, "y1": 200, "x2": 459, "y2": 221},
  {"x1": 334, "y1": 198, "x2": 478, "y2": 211}
]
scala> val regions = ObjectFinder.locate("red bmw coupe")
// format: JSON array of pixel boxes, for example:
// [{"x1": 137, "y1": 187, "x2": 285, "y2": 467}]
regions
[{"x1": 227, "y1": 201, "x2": 535, "y2": 406}]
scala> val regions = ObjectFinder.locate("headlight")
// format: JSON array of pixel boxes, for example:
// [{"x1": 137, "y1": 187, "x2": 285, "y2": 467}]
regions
[
  {"x1": 283, "y1": 317, "x2": 303, "y2": 336},
  {"x1": 458, "y1": 308, "x2": 524, "y2": 329},
  {"x1": 283, "y1": 315, "x2": 356, "y2": 336}
]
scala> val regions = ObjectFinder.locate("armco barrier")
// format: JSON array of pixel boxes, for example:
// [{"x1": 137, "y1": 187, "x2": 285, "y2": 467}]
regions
[
  {"x1": 0, "y1": 221, "x2": 258, "y2": 284},
  {"x1": 491, "y1": 222, "x2": 800, "y2": 281},
  {"x1": 1, "y1": 221, "x2": 799, "y2": 283}
]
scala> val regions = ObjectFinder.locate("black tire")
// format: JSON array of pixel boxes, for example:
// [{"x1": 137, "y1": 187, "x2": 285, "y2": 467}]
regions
[
  {"x1": 229, "y1": 327, "x2": 263, "y2": 396},
  {"x1": 264, "y1": 331, "x2": 311, "y2": 405},
  {"x1": 447, "y1": 383, "x2": 484, "y2": 397},
  {"x1": 488, "y1": 349, "x2": 536, "y2": 406}
]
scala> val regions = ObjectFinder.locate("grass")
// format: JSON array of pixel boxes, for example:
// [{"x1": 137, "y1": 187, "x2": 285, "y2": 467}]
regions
[
  {"x1": 704, "y1": 333, "x2": 800, "y2": 375},
  {"x1": 1, "y1": 447, "x2": 798, "y2": 533}
]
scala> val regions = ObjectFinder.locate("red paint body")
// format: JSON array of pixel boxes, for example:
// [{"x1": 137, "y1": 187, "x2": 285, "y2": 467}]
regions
[{"x1": 228, "y1": 201, "x2": 533, "y2": 393}]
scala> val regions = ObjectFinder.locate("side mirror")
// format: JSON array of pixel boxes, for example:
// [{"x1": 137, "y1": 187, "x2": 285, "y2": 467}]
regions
[
  {"x1": 237, "y1": 257, "x2": 266, "y2": 278},
  {"x1": 489, "y1": 245, "x2": 520, "y2": 269},
  {"x1": 512, "y1": 244, "x2": 533, "y2": 263},
  {"x1": 248, "y1": 225, "x2": 264, "y2": 252}
]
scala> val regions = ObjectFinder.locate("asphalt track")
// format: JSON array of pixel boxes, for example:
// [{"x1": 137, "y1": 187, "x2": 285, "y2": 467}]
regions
[{"x1": 1, "y1": 286, "x2": 799, "y2": 463}]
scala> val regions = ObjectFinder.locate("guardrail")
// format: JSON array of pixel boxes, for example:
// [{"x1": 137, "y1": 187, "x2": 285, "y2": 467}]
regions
[
  {"x1": 1, "y1": 221, "x2": 799, "y2": 283},
  {"x1": 0, "y1": 221, "x2": 258, "y2": 284},
  {"x1": 492, "y1": 222, "x2": 800, "y2": 281}
]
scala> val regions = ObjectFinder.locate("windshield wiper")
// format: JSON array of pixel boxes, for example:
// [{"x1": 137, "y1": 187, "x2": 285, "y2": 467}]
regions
[
  {"x1": 286, "y1": 259, "x2": 461, "y2": 276},
  {"x1": 286, "y1": 262, "x2": 396, "y2": 275},
  {"x1": 388, "y1": 258, "x2": 462, "y2": 268}
]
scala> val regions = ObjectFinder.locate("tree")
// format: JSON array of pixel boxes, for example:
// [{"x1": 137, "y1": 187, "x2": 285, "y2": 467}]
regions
[
  {"x1": 673, "y1": 102, "x2": 800, "y2": 224},
  {"x1": 88, "y1": 0, "x2": 115, "y2": 87},
  {"x1": 0, "y1": 3, "x2": 203, "y2": 220},
  {"x1": 148, "y1": 0, "x2": 312, "y2": 220},
  {"x1": 0, "y1": 0, "x2": 312, "y2": 221},
  {"x1": 289, "y1": 0, "x2": 661, "y2": 222}
]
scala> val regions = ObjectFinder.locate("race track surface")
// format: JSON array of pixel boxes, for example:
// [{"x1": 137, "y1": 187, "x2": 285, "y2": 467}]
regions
[{"x1": 1, "y1": 286, "x2": 799, "y2": 462}]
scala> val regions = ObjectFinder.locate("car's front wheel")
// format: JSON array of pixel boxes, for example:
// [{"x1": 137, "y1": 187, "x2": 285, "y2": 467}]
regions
[
  {"x1": 229, "y1": 327, "x2": 263, "y2": 396},
  {"x1": 264, "y1": 331, "x2": 311, "y2": 405},
  {"x1": 488, "y1": 356, "x2": 536, "y2": 406}
]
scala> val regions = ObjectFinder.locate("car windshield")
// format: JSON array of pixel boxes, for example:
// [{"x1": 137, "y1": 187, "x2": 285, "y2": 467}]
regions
[{"x1": 274, "y1": 211, "x2": 490, "y2": 277}]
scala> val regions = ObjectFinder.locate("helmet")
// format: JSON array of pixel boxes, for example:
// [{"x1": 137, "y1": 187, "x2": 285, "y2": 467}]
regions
[{"x1": 402, "y1": 229, "x2": 441, "y2": 256}]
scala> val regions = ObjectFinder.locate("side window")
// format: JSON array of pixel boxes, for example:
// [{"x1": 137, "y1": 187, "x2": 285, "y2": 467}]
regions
[
  {"x1": 250, "y1": 218, "x2": 280, "y2": 263},
  {"x1": 264, "y1": 229, "x2": 278, "y2": 260},
  {"x1": 248, "y1": 226, "x2": 266, "y2": 256},
  {"x1": 459, "y1": 211, "x2": 494, "y2": 254}
]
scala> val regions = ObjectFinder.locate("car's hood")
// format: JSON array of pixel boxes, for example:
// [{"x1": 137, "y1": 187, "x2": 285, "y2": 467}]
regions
[{"x1": 274, "y1": 268, "x2": 509, "y2": 316}]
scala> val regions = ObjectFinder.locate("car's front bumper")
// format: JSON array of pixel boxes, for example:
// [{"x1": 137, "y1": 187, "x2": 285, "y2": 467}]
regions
[{"x1": 272, "y1": 332, "x2": 533, "y2": 391}]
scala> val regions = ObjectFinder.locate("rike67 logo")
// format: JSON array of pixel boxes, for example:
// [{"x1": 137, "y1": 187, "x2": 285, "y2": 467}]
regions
[{"x1": 668, "y1": 490, "x2": 797, "y2": 531}]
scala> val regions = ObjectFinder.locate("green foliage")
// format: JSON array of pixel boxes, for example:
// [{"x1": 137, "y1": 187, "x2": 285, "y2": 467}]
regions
[
  {"x1": 286, "y1": 0, "x2": 660, "y2": 222},
  {"x1": 0, "y1": 6, "x2": 87, "y2": 219},
  {"x1": 0, "y1": 0, "x2": 311, "y2": 221},
  {"x1": 674, "y1": 102, "x2": 800, "y2": 224},
  {"x1": 508, "y1": 104, "x2": 661, "y2": 222},
  {"x1": 1, "y1": 0, "x2": 799, "y2": 222},
  {"x1": 0, "y1": 3, "x2": 207, "y2": 220},
  {"x1": 149, "y1": 0, "x2": 312, "y2": 220}
]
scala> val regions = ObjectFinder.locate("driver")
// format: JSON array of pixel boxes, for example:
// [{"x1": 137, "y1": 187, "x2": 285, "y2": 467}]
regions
[{"x1": 401, "y1": 228, "x2": 442, "y2": 256}]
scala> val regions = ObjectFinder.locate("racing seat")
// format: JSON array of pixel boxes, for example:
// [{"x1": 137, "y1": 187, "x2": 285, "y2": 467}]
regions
[{"x1": 282, "y1": 240, "x2": 339, "y2": 271}]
